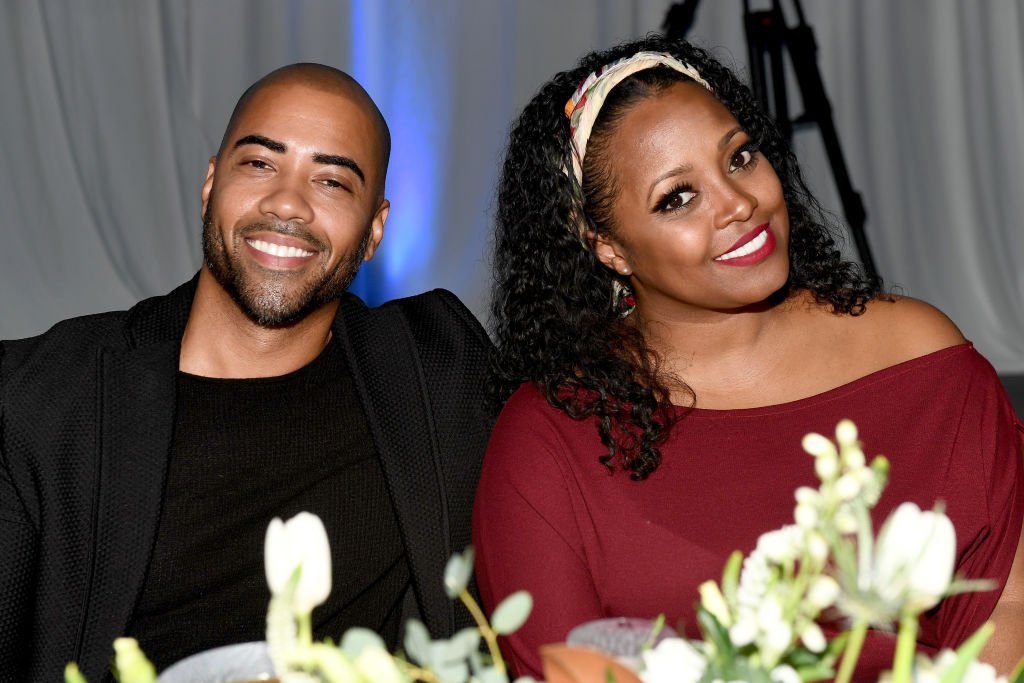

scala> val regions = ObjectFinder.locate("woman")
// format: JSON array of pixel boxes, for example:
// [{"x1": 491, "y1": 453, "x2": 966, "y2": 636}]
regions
[{"x1": 472, "y1": 35, "x2": 1023, "y2": 679}]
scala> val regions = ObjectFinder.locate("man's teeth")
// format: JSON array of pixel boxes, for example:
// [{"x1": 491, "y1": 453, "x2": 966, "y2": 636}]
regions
[
  {"x1": 715, "y1": 229, "x2": 768, "y2": 261},
  {"x1": 247, "y1": 239, "x2": 314, "y2": 258}
]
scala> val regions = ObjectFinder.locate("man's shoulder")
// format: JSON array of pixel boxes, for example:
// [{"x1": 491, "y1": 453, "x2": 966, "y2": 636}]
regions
[
  {"x1": 343, "y1": 289, "x2": 491, "y2": 348},
  {"x1": 2, "y1": 310, "x2": 131, "y2": 367},
  {"x1": 2, "y1": 279, "x2": 196, "y2": 381}
]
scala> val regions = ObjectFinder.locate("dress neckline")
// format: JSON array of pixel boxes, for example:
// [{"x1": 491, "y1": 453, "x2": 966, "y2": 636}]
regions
[{"x1": 674, "y1": 342, "x2": 974, "y2": 418}]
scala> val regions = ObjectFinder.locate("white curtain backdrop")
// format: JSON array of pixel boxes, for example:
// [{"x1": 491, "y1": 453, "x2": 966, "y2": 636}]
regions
[{"x1": 1, "y1": 1, "x2": 1022, "y2": 373}]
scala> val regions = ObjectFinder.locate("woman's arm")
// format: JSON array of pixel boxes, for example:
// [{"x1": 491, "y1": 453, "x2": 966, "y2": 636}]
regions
[
  {"x1": 472, "y1": 390, "x2": 604, "y2": 678},
  {"x1": 984, "y1": 521, "x2": 1024, "y2": 674}
]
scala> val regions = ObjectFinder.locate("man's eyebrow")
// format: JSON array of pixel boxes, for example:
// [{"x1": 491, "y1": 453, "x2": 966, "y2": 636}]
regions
[
  {"x1": 233, "y1": 134, "x2": 286, "y2": 153},
  {"x1": 313, "y1": 153, "x2": 365, "y2": 184}
]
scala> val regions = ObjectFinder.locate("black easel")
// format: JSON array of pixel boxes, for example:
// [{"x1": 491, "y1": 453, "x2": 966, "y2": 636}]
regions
[{"x1": 663, "y1": 0, "x2": 879, "y2": 282}]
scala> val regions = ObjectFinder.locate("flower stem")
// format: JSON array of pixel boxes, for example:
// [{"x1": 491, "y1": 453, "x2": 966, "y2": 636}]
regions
[
  {"x1": 458, "y1": 589, "x2": 506, "y2": 675},
  {"x1": 298, "y1": 612, "x2": 313, "y2": 648},
  {"x1": 835, "y1": 618, "x2": 868, "y2": 683},
  {"x1": 891, "y1": 612, "x2": 919, "y2": 683}
]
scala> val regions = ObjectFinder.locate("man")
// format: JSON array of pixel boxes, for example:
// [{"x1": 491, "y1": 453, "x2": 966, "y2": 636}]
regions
[{"x1": 0, "y1": 64, "x2": 494, "y2": 682}]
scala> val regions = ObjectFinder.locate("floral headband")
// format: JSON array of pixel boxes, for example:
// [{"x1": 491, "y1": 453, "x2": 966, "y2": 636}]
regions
[{"x1": 563, "y1": 51, "x2": 713, "y2": 241}]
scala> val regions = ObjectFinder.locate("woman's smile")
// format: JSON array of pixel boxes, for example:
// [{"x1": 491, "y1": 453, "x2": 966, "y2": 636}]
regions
[{"x1": 714, "y1": 224, "x2": 775, "y2": 266}]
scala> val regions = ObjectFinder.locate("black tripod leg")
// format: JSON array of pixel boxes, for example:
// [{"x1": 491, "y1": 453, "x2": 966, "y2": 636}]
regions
[{"x1": 785, "y1": 21, "x2": 879, "y2": 282}]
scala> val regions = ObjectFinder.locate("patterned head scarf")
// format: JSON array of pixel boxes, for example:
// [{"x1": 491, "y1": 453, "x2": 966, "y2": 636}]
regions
[{"x1": 562, "y1": 51, "x2": 713, "y2": 242}]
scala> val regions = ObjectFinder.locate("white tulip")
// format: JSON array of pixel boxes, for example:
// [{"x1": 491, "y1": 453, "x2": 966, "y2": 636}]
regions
[
  {"x1": 265, "y1": 512, "x2": 333, "y2": 615},
  {"x1": 873, "y1": 503, "x2": 956, "y2": 614}
]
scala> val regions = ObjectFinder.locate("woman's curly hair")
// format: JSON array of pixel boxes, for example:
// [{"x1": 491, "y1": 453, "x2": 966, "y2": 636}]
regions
[{"x1": 490, "y1": 34, "x2": 880, "y2": 480}]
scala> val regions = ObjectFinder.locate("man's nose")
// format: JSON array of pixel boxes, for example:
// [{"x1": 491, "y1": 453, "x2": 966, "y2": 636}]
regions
[{"x1": 258, "y1": 179, "x2": 315, "y2": 224}]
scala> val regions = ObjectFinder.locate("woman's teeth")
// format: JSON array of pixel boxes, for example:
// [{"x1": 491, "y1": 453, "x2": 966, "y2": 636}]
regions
[{"x1": 715, "y1": 228, "x2": 768, "y2": 261}]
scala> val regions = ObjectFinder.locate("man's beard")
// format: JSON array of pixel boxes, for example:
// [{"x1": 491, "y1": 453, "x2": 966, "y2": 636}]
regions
[{"x1": 202, "y1": 202, "x2": 369, "y2": 328}]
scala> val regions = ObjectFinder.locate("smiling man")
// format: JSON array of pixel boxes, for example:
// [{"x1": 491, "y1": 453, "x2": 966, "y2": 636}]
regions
[{"x1": 0, "y1": 64, "x2": 494, "y2": 683}]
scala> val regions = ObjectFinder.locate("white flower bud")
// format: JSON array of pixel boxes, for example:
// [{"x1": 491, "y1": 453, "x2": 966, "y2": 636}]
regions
[
  {"x1": 842, "y1": 446, "x2": 866, "y2": 469},
  {"x1": 835, "y1": 473, "x2": 861, "y2": 500},
  {"x1": 800, "y1": 623, "x2": 826, "y2": 653},
  {"x1": 835, "y1": 419, "x2": 858, "y2": 445},
  {"x1": 802, "y1": 433, "x2": 837, "y2": 459},
  {"x1": 806, "y1": 575, "x2": 841, "y2": 610},
  {"x1": 806, "y1": 531, "x2": 829, "y2": 567},
  {"x1": 795, "y1": 503, "x2": 818, "y2": 528},
  {"x1": 794, "y1": 486, "x2": 820, "y2": 505},
  {"x1": 814, "y1": 452, "x2": 839, "y2": 480},
  {"x1": 699, "y1": 581, "x2": 732, "y2": 627},
  {"x1": 835, "y1": 508, "x2": 859, "y2": 534}
]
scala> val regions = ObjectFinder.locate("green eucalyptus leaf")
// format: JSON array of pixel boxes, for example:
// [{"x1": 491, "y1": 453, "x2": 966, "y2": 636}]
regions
[
  {"x1": 427, "y1": 639, "x2": 470, "y2": 683},
  {"x1": 452, "y1": 627, "x2": 481, "y2": 655},
  {"x1": 404, "y1": 618, "x2": 431, "y2": 665},
  {"x1": 308, "y1": 642, "x2": 362, "y2": 683},
  {"x1": 468, "y1": 646, "x2": 485, "y2": 674},
  {"x1": 491, "y1": 591, "x2": 533, "y2": 635},
  {"x1": 444, "y1": 547, "x2": 475, "y2": 598},
  {"x1": 340, "y1": 627, "x2": 387, "y2": 658}
]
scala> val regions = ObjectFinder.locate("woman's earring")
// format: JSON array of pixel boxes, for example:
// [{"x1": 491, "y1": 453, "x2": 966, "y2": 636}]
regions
[{"x1": 612, "y1": 279, "x2": 636, "y2": 318}]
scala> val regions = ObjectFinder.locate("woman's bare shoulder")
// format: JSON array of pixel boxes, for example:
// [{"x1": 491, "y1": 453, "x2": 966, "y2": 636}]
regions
[{"x1": 857, "y1": 295, "x2": 966, "y2": 354}]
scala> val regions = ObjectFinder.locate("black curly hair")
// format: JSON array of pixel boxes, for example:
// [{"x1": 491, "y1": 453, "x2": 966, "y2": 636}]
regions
[{"x1": 491, "y1": 34, "x2": 880, "y2": 480}]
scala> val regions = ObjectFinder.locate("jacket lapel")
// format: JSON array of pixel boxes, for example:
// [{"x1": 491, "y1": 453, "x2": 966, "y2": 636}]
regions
[
  {"x1": 334, "y1": 295, "x2": 454, "y2": 637},
  {"x1": 78, "y1": 279, "x2": 195, "y2": 677}
]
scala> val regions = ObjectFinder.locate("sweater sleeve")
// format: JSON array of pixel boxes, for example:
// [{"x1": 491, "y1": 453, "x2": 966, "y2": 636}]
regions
[
  {"x1": 918, "y1": 350, "x2": 1024, "y2": 651},
  {"x1": 0, "y1": 344, "x2": 36, "y2": 683},
  {"x1": 472, "y1": 386, "x2": 603, "y2": 679}
]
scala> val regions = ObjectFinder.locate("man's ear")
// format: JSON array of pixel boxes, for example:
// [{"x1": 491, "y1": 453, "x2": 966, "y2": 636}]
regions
[
  {"x1": 200, "y1": 156, "x2": 217, "y2": 218},
  {"x1": 590, "y1": 230, "x2": 632, "y2": 276},
  {"x1": 362, "y1": 199, "x2": 389, "y2": 262}
]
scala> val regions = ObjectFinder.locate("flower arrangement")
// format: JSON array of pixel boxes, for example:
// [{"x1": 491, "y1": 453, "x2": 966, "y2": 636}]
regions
[
  {"x1": 634, "y1": 419, "x2": 1020, "y2": 683},
  {"x1": 65, "y1": 420, "x2": 1022, "y2": 683}
]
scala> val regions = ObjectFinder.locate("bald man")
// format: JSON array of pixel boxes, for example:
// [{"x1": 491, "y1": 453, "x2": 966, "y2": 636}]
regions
[{"x1": 0, "y1": 64, "x2": 494, "y2": 682}]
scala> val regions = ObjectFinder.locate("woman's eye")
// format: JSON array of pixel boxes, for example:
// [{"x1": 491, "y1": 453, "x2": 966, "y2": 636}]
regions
[
  {"x1": 660, "y1": 188, "x2": 697, "y2": 212},
  {"x1": 729, "y1": 147, "x2": 757, "y2": 172}
]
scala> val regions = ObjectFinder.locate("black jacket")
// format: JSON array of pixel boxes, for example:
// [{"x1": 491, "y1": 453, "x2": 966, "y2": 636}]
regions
[{"x1": 0, "y1": 278, "x2": 495, "y2": 683}]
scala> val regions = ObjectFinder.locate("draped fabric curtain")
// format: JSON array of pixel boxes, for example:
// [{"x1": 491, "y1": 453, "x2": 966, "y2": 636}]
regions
[{"x1": 1, "y1": 1, "x2": 1022, "y2": 372}]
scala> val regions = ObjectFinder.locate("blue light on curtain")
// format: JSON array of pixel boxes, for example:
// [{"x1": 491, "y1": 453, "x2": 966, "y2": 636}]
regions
[{"x1": 346, "y1": 0, "x2": 450, "y2": 306}]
